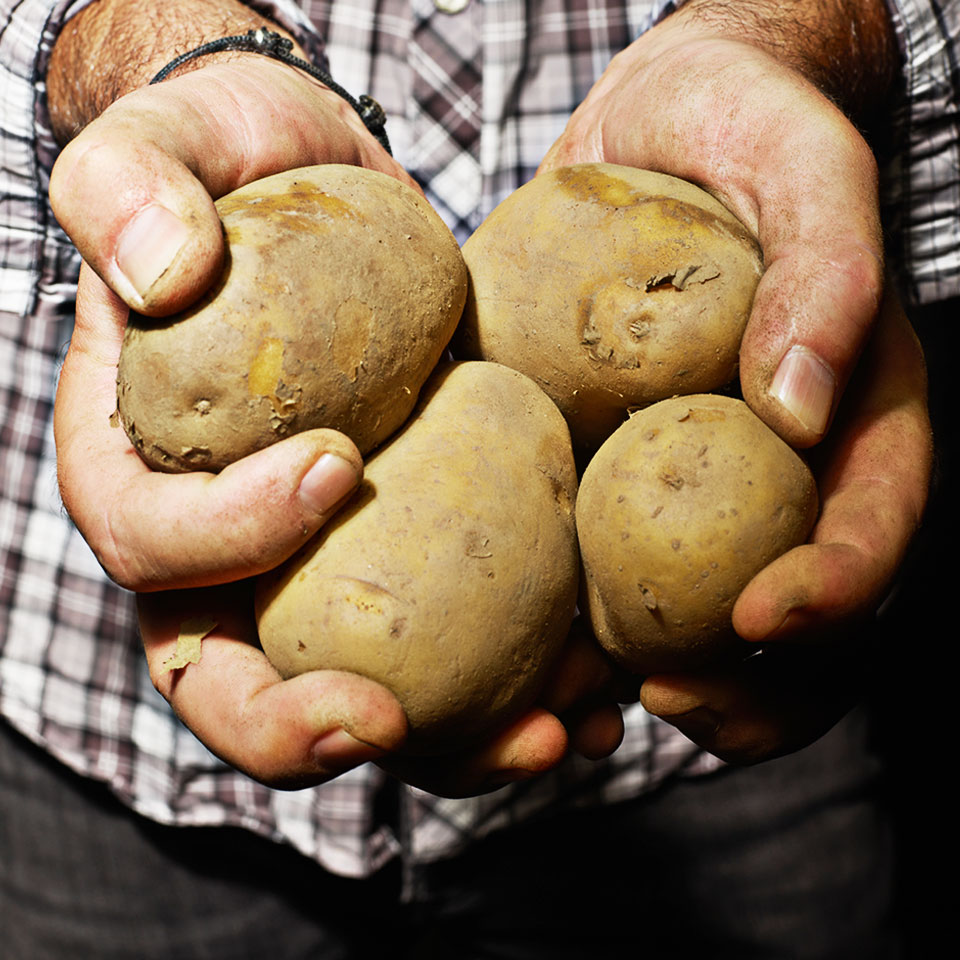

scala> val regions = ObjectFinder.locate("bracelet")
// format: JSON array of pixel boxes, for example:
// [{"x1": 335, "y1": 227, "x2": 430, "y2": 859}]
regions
[{"x1": 149, "y1": 27, "x2": 391, "y2": 155}]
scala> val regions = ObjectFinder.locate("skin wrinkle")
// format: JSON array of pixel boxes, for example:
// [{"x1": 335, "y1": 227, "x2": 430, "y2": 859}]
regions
[
  {"x1": 98, "y1": 488, "x2": 143, "y2": 588},
  {"x1": 206, "y1": 67, "x2": 308, "y2": 187},
  {"x1": 138, "y1": 63, "x2": 379, "y2": 195},
  {"x1": 816, "y1": 475, "x2": 923, "y2": 553}
]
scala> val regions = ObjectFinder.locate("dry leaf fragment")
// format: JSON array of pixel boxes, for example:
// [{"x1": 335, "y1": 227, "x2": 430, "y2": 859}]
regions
[{"x1": 162, "y1": 616, "x2": 218, "y2": 673}]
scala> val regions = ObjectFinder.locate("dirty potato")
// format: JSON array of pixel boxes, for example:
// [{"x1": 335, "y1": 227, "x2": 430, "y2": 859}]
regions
[
  {"x1": 117, "y1": 164, "x2": 467, "y2": 472},
  {"x1": 458, "y1": 163, "x2": 763, "y2": 452},
  {"x1": 576, "y1": 394, "x2": 818, "y2": 673},
  {"x1": 255, "y1": 361, "x2": 579, "y2": 755}
]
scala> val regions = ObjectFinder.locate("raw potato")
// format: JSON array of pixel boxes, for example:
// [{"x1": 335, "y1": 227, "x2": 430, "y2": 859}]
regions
[
  {"x1": 458, "y1": 163, "x2": 763, "y2": 451},
  {"x1": 117, "y1": 164, "x2": 467, "y2": 472},
  {"x1": 577, "y1": 395, "x2": 818, "y2": 673},
  {"x1": 255, "y1": 361, "x2": 579, "y2": 755}
]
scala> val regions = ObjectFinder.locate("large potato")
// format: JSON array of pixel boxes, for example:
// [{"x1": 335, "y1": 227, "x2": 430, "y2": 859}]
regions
[
  {"x1": 117, "y1": 164, "x2": 466, "y2": 472},
  {"x1": 458, "y1": 163, "x2": 763, "y2": 451},
  {"x1": 255, "y1": 361, "x2": 579, "y2": 754},
  {"x1": 577, "y1": 394, "x2": 818, "y2": 673}
]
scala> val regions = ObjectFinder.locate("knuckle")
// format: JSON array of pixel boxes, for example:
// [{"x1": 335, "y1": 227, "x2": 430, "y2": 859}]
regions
[{"x1": 94, "y1": 511, "x2": 155, "y2": 592}]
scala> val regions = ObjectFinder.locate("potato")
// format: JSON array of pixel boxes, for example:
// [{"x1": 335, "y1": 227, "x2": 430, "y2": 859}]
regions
[
  {"x1": 117, "y1": 164, "x2": 466, "y2": 472},
  {"x1": 458, "y1": 163, "x2": 763, "y2": 451},
  {"x1": 576, "y1": 394, "x2": 818, "y2": 673},
  {"x1": 255, "y1": 361, "x2": 579, "y2": 754}
]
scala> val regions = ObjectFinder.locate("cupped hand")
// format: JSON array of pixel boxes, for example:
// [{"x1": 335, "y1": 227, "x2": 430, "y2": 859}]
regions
[
  {"x1": 539, "y1": 24, "x2": 884, "y2": 450},
  {"x1": 540, "y1": 16, "x2": 932, "y2": 762},
  {"x1": 640, "y1": 285, "x2": 931, "y2": 763},
  {"x1": 50, "y1": 58, "x2": 408, "y2": 787}
]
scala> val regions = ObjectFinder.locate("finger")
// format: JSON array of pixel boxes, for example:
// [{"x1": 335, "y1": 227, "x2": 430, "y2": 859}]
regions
[
  {"x1": 735, "y1": 116, "x2": 884, "y2": 447},
  {"x1": 536, "y1": 621, "x2": 627, "y2": 760},
  {"x1": 379, "y1": 710, "x2": 569, "y2": 799},
  {"x1": 139, "y1": 585, "x2": 408, "y2": 788},
  {"x1": 639, "y1": 643, "x2": 860, "y2": 765},
  {"x1": 733, "y1": 287, "x2": 931, "y2": 642},
  {"x1": 567, "y1": 701, "x2": 625, "y2": 760},
  {"x1": 49, "y1": 57, "x2": 417, "y2": 316},
  {"x1": 56, "y1": 266, "x2": 363, "y2": 591},
  {"x1": 537, "y1": 619, "x2": 616, "y2": 715}
]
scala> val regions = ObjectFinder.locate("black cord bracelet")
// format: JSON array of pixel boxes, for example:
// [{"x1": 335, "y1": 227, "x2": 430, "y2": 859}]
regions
[{"x1": 148, "y1": 27, "x2": 391, "y2": 155}]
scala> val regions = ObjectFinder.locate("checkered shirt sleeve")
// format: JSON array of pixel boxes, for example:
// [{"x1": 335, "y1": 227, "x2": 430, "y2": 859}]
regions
[{"x1": 884, "y1": 0, "x2": 960, "y2": 304}]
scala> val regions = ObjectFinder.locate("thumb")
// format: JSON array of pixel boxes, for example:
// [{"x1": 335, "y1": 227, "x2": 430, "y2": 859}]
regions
[
  {"x1": 48, "y1": 58, "x2": 416, "y2": 317},
  {"x1": 734, "y1": 116, "x2": 885, "y2": 448},
  {"x1": 49, "y1": 107, "x2": 224, "y2": 317}
]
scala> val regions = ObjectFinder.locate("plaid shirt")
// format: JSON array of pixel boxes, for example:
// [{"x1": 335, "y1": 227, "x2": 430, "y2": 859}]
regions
[{"x1": 0, "y1": 0, "x2": 956, "y2": 883}]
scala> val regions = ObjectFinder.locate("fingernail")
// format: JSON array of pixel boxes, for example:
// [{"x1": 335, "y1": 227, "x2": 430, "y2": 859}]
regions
[
  {"x1": 115, "y1": 204, "x2": 190, "y2": 303},
  {"x1": 662, "y1": 706, "x2": 722, "y2": 744},
  {"x1": 312, "y1": 728, "x2": 385, "y2": 768},
  {"x1": 769, "y1": 346, "x2": 835, "y2": 436},
  {"x1": 298, "y1": 453, "x2": 360, "y2": 515}
]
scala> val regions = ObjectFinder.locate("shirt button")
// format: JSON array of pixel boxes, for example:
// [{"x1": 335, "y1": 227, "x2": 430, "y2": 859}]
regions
[{"x1": 434, "y1": 0, "x2": 470, "y2": 12}]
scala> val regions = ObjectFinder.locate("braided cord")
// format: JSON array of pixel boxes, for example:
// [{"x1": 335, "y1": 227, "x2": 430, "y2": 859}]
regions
[{"x1": 149, "y1": 28, "x2": 391, "y2": 154}]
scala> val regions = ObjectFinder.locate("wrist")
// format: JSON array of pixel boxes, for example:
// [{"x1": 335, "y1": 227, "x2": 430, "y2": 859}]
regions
[
  {"x1": 47, "y1": 0, "x2": 305, "y2": 144},
  {"x1": 665, "y1": 0, "x2": 898, "y2": 121}
]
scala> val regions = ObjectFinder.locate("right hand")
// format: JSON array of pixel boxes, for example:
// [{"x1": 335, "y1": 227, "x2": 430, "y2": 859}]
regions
[
  {"x1": 52, "y1": 58, "x2": 617, "y2": 792},
  {"x1": 51, "y1": 57, "x2": 422, "y2": 785}
]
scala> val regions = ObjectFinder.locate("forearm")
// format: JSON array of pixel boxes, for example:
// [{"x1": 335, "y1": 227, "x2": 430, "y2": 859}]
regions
[
  {"x1": 47, "y1": 0, "x2": 305, "y2": 144},
  {"x1": 673, "y1": 0, "x2": 898, "y2": 120}
]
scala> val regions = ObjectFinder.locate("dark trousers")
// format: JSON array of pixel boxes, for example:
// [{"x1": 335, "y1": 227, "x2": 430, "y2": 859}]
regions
[{"x1": 1, "y1": 707, "x2": 898, "y2": 960}]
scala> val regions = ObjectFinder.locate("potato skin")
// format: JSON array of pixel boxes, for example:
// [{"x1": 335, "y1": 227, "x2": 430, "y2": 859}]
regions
[
  {"x1": 255, "y1": 361, "x2": 579, "y2": 755},
  {"x1": 458, "y1": 163, "x2": 763, "y2": 452},
  {"x1": 117, "y1": 164, "x2": 467, "y2": 472},
  {"x1": 577, "y1": 395, "x2": 818, "y2": 673}
]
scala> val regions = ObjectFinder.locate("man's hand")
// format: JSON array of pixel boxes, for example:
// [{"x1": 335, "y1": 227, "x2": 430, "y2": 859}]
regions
[
  {"x1": 49, "y1": 30, "x2": 416, "y2": 782},
  {"x1": 49, "y1": 0, "x2": 624, "y2": 791},
  {"x1": 540, "y1": 0, "x2": 897, "y2": 449},
  {"x1": 540, "y1": 0, "x2": 932, "y2": 762}
]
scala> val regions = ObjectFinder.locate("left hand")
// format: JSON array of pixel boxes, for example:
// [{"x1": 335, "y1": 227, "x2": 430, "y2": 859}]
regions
[
  {"x1": 639, "y1": 287, "x2": 930, "y2": 763},
  {"x1": 540, "y1": 17, "x2": 933, "y2": 762}
]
